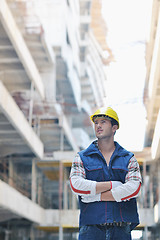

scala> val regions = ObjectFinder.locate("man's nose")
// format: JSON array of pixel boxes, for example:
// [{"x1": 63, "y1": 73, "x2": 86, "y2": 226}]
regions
[{"x1": 97, "y1": 123, "x2": 102, "y2": 128}]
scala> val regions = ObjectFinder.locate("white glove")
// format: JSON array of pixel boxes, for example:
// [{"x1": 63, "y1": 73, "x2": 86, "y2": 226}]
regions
[
  {"x1": 111, "y1": 181, "x2": 123, "y2": 189},
  {"x1": 81, "y1": 193, "x2": 101, "y2": 203}
]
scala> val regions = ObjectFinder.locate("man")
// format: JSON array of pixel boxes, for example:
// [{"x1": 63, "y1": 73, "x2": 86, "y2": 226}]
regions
[{"x1": 70, "y1": 107, "x2": 142, "y2": 240}]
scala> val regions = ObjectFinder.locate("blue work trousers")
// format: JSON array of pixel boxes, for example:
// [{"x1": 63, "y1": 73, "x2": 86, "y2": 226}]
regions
[{"x1": 78, "y1": 224, "x2": 132, "y2": 240}]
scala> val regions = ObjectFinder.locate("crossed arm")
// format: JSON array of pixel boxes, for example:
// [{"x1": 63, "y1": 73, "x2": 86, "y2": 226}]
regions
[
  {"x1": 96, "y1": 181, "x2": 119, "y2": 201},
  {"x1": 70, "y1": 154, "x2": 142, "y2": 203},
  {"x1": 97, "y1": 184, "x2": 115, "y2": 201}
]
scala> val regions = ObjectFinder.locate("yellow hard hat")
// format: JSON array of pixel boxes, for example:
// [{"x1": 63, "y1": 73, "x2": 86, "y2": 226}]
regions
[{"x1": 90, "y1": 107, "x2": 119, "y2": 129}]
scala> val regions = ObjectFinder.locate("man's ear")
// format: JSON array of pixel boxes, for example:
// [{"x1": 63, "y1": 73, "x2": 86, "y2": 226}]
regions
[{"x1": 112, "y1": 125, "x2": 118, "y2": 133}]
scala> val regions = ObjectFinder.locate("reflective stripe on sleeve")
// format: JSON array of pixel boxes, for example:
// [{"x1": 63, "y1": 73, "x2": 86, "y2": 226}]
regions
[
  {"x1": 70, "y1": 178, "x2": 91, "y2": 195},
  {"x1": 121, "y1": 183, "x2": 141, "y2": 201}
]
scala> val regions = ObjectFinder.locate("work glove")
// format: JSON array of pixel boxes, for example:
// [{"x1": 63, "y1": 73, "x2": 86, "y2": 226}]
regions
[{"x1": 81, "y1": 181, "x2": 123, "y2": 203}]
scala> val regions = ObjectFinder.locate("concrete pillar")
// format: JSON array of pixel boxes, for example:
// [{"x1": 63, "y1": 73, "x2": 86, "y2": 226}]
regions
[
  {"x1": 32, "y1": 159, "x2": 37, "y2": 203},
  {"x1": 30, "y1": 225, "x2": 35, "y2": 240},
  {"x1": 59, "y1": 225, "x2": 63, "y2": 240},
  {"x1": 68, "y1": 185, "x2": 72, "y2": 209},
  {"x1": 8, "y1": 157, "x2": 14, "y2": 186},
  {"x1": 143, "y1": 226, "x2": 148, "y2": 240},
  {"x1": 143, "y1": 160, "x2": 147, "y2": 208},
  {"x1": 59, "y1": 162, "x2": 63, "y2": 210},
  {"x1": 60, "y1": 128, "x2": 64, "y2": 151},
  {"x1": 41, "y1": 69, "x2": 56, "y2": 102},
  {"x1": 33, "y1": 117, "x2": 40, "y2": 137},
  {"x1": 59, "y1": 162, "x2": 64, "y2": 240},
  {"x1": 63, "y1": 168, "x2": 68, "y2": 209},
  {"x1": 4, "y1": 230, "x2": 10, "y2": 240},
  {"x1": 149, "y1": 173, "x2": 153, "y2": 208},
  {"x1": 29, "y1": 82, "x2": 34, "y2": 126},
  {"x1": 37, "y1": 172, "x2": 43, "y2": 206}
]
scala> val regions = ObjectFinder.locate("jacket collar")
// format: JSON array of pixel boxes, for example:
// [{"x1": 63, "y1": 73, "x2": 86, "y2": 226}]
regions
[{"x1": 83, "y1": 140, "x2": 131, "y2": 157}]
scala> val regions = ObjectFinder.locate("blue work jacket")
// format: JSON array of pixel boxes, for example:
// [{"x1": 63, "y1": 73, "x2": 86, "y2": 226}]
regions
[{"x1": 78, "y1": 141, "x2": 140, "y2": 230}]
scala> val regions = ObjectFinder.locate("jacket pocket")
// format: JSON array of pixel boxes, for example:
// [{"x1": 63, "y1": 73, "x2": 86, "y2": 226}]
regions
[
  {"x1": 85, "y1": 165, "x2": 103, "y2": 181},
  {"x1": 111, "y1": 166, "x2": 128, "y2": 182}
]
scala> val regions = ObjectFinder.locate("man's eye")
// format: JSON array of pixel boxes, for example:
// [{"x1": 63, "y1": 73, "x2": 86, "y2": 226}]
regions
[{"x1": 101, "y1": 121, "x2": 106, "y2": 124}]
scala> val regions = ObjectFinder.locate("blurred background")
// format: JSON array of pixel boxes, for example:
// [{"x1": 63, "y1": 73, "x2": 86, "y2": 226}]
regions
[{"x1": 0, "y1": 0, "x2": 159, "y2": 239}]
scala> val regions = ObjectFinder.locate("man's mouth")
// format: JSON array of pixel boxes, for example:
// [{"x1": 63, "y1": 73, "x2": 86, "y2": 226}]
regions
[{"x1": 97, "y1": 129, "x2": 103, "y2": 133}]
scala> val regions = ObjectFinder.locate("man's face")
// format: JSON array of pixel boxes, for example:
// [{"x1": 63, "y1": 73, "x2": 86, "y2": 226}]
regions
[{"x1": 94, "y1": 117, "x2": 116, "y2": 139}]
